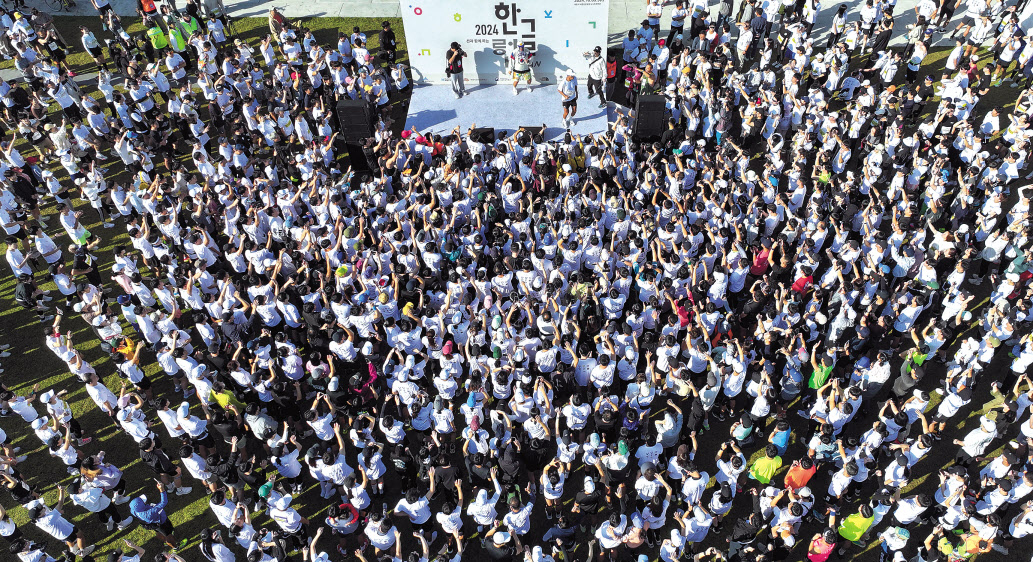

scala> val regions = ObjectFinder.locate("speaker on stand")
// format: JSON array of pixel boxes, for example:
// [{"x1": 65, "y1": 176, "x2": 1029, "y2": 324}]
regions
[
  {"x1": 633, "y1": 94, "x2": 666, "y2": 141},
  {"x1": 335, "y1": 98, "x2": 376, "y2": 142},
  {"x1": 335, "y1": 99, "x2": 376, "y2": 172},
  {"x1": 470, "y1": 127, "x2": 496, "y2": 144}
]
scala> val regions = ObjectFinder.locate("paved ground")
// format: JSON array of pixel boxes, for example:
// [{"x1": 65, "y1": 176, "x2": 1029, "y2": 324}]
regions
[
  {"x1": 49, "y1": 0, "x2": 926, "y2": 47},
  {"x1": 606, "y1": 0, "x2": 924, "y2": 46}
]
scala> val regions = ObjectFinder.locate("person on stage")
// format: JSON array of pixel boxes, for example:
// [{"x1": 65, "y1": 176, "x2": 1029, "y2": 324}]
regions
[
  {"x1": 584, "y1": 45, "x2": 606, "y2": 108},
  {"x1": 558, "y1": 70, "x2": 578, "y2": 129},
  {"x1": 508, "y1": 40, "x2": 534, "y2": 95},
  {"x1": 446, "y1": 42, "x2": 467, "y2": 99}
]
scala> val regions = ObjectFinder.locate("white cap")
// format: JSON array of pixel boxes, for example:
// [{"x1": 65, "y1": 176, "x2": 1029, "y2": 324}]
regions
[
  {"x1": 493, "y1": 531, "x2": 512, "y2": 545},
  {"x1": 980, "y1": 416, "x2": 996, "y2": 431},
  {"x1": 39, "y1": 390, "x2": 55, "y2": 403},
  {"x1": 272, "y1": 494, "x2": 293, "y2": 511}
]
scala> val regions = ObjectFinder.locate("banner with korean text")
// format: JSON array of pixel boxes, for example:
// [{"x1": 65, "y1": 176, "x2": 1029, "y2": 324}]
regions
[{"x1": 400, "y1": 0, "x2": 609, "y2": 85}]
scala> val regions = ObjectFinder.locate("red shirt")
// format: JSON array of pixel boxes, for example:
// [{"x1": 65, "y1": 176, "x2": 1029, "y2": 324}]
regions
[
  {"x1": 791, "y1": 275, "x2": 813, "y2": 294},
  {"x1": 750, "y1": 248, "x2": 770, "y2": 276}
]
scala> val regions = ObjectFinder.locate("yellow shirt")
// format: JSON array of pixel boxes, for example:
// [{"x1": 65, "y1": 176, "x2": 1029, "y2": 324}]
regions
[
  {"x1": 749, "y1": 456, "x2": 782, "y2": 484},
  {"x1": 209, "y1": 390, "x2": 244, "y2": 411}
]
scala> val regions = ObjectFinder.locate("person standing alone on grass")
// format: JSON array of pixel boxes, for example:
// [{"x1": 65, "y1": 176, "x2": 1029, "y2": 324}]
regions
[{"x1": 446, "y1": 42, "x2": 466, "y2": 99}]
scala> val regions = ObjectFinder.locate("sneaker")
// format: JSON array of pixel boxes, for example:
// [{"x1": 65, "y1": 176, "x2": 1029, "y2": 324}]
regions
[
  {"x1": 546, "y1": 509, "x2": 553, "y2": 520},
  {"x1": 0, "y1": 344, "x2": 11, "y2": 350},
  {"x1": 0, "y1": 351, "x2": 9, "y2": 357},
  {"x1": 79, "y1": 437, "x2": 92, "y2": 445},
  {"x1": 14, "y1": 455, "x2": 26, "y2": 463},
  {"x1": 175, "y1": 486, "x2": 193, "y2": 495},
  {"x1": 991, "y1": 544, "x2": 1009, "y2": 554},
  {"x1": 94, "y1": 152, "x2": 108, "y2": 160},
  {"x1": 118, "y1": 516, "x2": 133, "y2": 529},
  {"x1": 103, "y1": 221, "x2": 116, "y2": 228},
  {"x1": 598, "y1": 102, "x2": 606, "y2": 108},
  {"x1": 703, "y1": 419, "x2": 710, "y2": 431},
  {"x1": 714, "y1": 411, "x2": 726, "y2": 421},
  {"x1": 39, "y1": 315, "x2": 55, "y2": 323},
  {"x1": 68, "y1": 71, "x2": 77, "y2": 77},
  {"x1": 513, "y1": 88, "x2": 519, "y2": 95},
  {"x1": 114, "y1": 494, "x2": 130, "y2": 505},
  {"x1": 81, "y1": 545, "x2": 96, "y2": 555},
  {"x1": 40, "y1": 296, "x2": 52, "y2": 302},
  {"x1": 106, "y1": 519, "x2": 115, "y2": 532}
]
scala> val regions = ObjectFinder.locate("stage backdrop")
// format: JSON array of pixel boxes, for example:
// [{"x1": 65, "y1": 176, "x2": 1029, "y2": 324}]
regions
[{"x1": 400, "y1": 0, "x2": 609, "y2": 86}]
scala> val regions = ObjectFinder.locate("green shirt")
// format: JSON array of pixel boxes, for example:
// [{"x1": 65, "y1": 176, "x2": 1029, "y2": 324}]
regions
[
  {"x1": 808, "y1": 363, "x2": 833, "y2": 389},
  {"x1": 905, "y1": 351, "x2": 928, "y2": 374},
  {"x1": 749, "y1": 455, "x2": 782, "y2": 484},
  {"x1": 838, "y1": 512, "x2": 874, "y2": 542},
  {"x1": 146, "y1": 27, "x2": 168, "y2": 50}
]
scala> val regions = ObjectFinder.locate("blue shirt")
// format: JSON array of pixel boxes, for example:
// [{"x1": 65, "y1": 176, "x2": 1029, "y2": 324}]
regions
[{"x1": 130, "y1": 490, "x2": 168, "y2": 524}]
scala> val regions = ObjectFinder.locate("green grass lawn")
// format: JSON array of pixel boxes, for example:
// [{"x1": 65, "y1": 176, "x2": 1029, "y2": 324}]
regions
[{"x1": 0, "y1": 16, "x2": 1021, "y2": 562}]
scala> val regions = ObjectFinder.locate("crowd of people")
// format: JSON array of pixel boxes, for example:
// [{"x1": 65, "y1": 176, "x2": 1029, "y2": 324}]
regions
[{"x1": 0, "y1": 0, "x2": 1032, "y2": 561}]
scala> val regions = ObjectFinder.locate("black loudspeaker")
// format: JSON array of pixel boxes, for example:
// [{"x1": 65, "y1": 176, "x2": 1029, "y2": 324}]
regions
[
  {"x1": 335, "y1": 99, "x2": 375, "y2": 142},
  {"x1": 520, "y1": 125, "x2": 545, "y2": 139},
  {"x1": 633, "y1": 95, "x2": 666, "y2": 140},
  {"x1": 470, "y1": 127, "x2": 495, "y2": 144}
]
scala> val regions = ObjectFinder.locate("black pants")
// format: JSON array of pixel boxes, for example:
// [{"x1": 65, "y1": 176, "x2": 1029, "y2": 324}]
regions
[
  {"x1": 587, "y1": 77, "x2": 604, "y2": 102},
  {"x1": 96, "y1": 502, "x2": 122, "y2": 525}
]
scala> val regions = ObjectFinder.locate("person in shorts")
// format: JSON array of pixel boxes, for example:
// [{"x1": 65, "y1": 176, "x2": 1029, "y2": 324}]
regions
[
  {"x1": 558, "y1": 71, "x2": 579, "y2": 130},
  {"x1": 508, "y1": 40, "x2": 535, "y2": 95}
]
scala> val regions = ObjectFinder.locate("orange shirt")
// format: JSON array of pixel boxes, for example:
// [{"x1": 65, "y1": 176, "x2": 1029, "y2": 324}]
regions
[{"x1": 784, "y1": 463, "x2": 816, "y2": 491}]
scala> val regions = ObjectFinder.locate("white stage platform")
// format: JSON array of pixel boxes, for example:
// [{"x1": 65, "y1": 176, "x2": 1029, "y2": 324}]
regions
[{"x1": 404, "y1": 83, "x2": 616, "y2": 141}]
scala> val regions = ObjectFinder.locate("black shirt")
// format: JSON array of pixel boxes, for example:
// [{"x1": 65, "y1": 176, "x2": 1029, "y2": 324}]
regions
[
  {"x1": 140, "y1": 445, "x2": 176, "y2": 475},
  {"x1": 433, "y1": 463, "x2": 459, "y2": 490},
  {"x1": 379, "y1": 29, "x2": 396, "y2": 51},
  {"x1": 446, "y1": 48, "x2": 464, "y2": 74},
  {"x1": 729, "y1": 493, "x2": 763, "y2": 542}
]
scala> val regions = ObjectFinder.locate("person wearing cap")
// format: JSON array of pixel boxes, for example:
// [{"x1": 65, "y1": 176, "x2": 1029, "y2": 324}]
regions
[
  {"x1": 129, "y1": 480, "x2": 187, "y2": 551},
  {"x1": 557, "y1": 71, "x2": 579, "y2": 130},
  {"x1": 953, "y1": 415, "x2": 999, "y2": 470},
  {"x1": 584, "y1": 46, "x2": 607, "y2": 108},
  {"x1": 26, "y1": 489, "x2": 95, "y2": 557},
  {"x1": 481, "y1": 522, "x2": 517, "y2": 560},
  {"x1": 446, "y1": 41, "x2": 467, "y2": 99},
  {"x1": 508, "y1": 40, "x2": 535, "y2": 95},
  {"x1": 376, "y1": 20, "x2": 396, "y2": 65}
]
